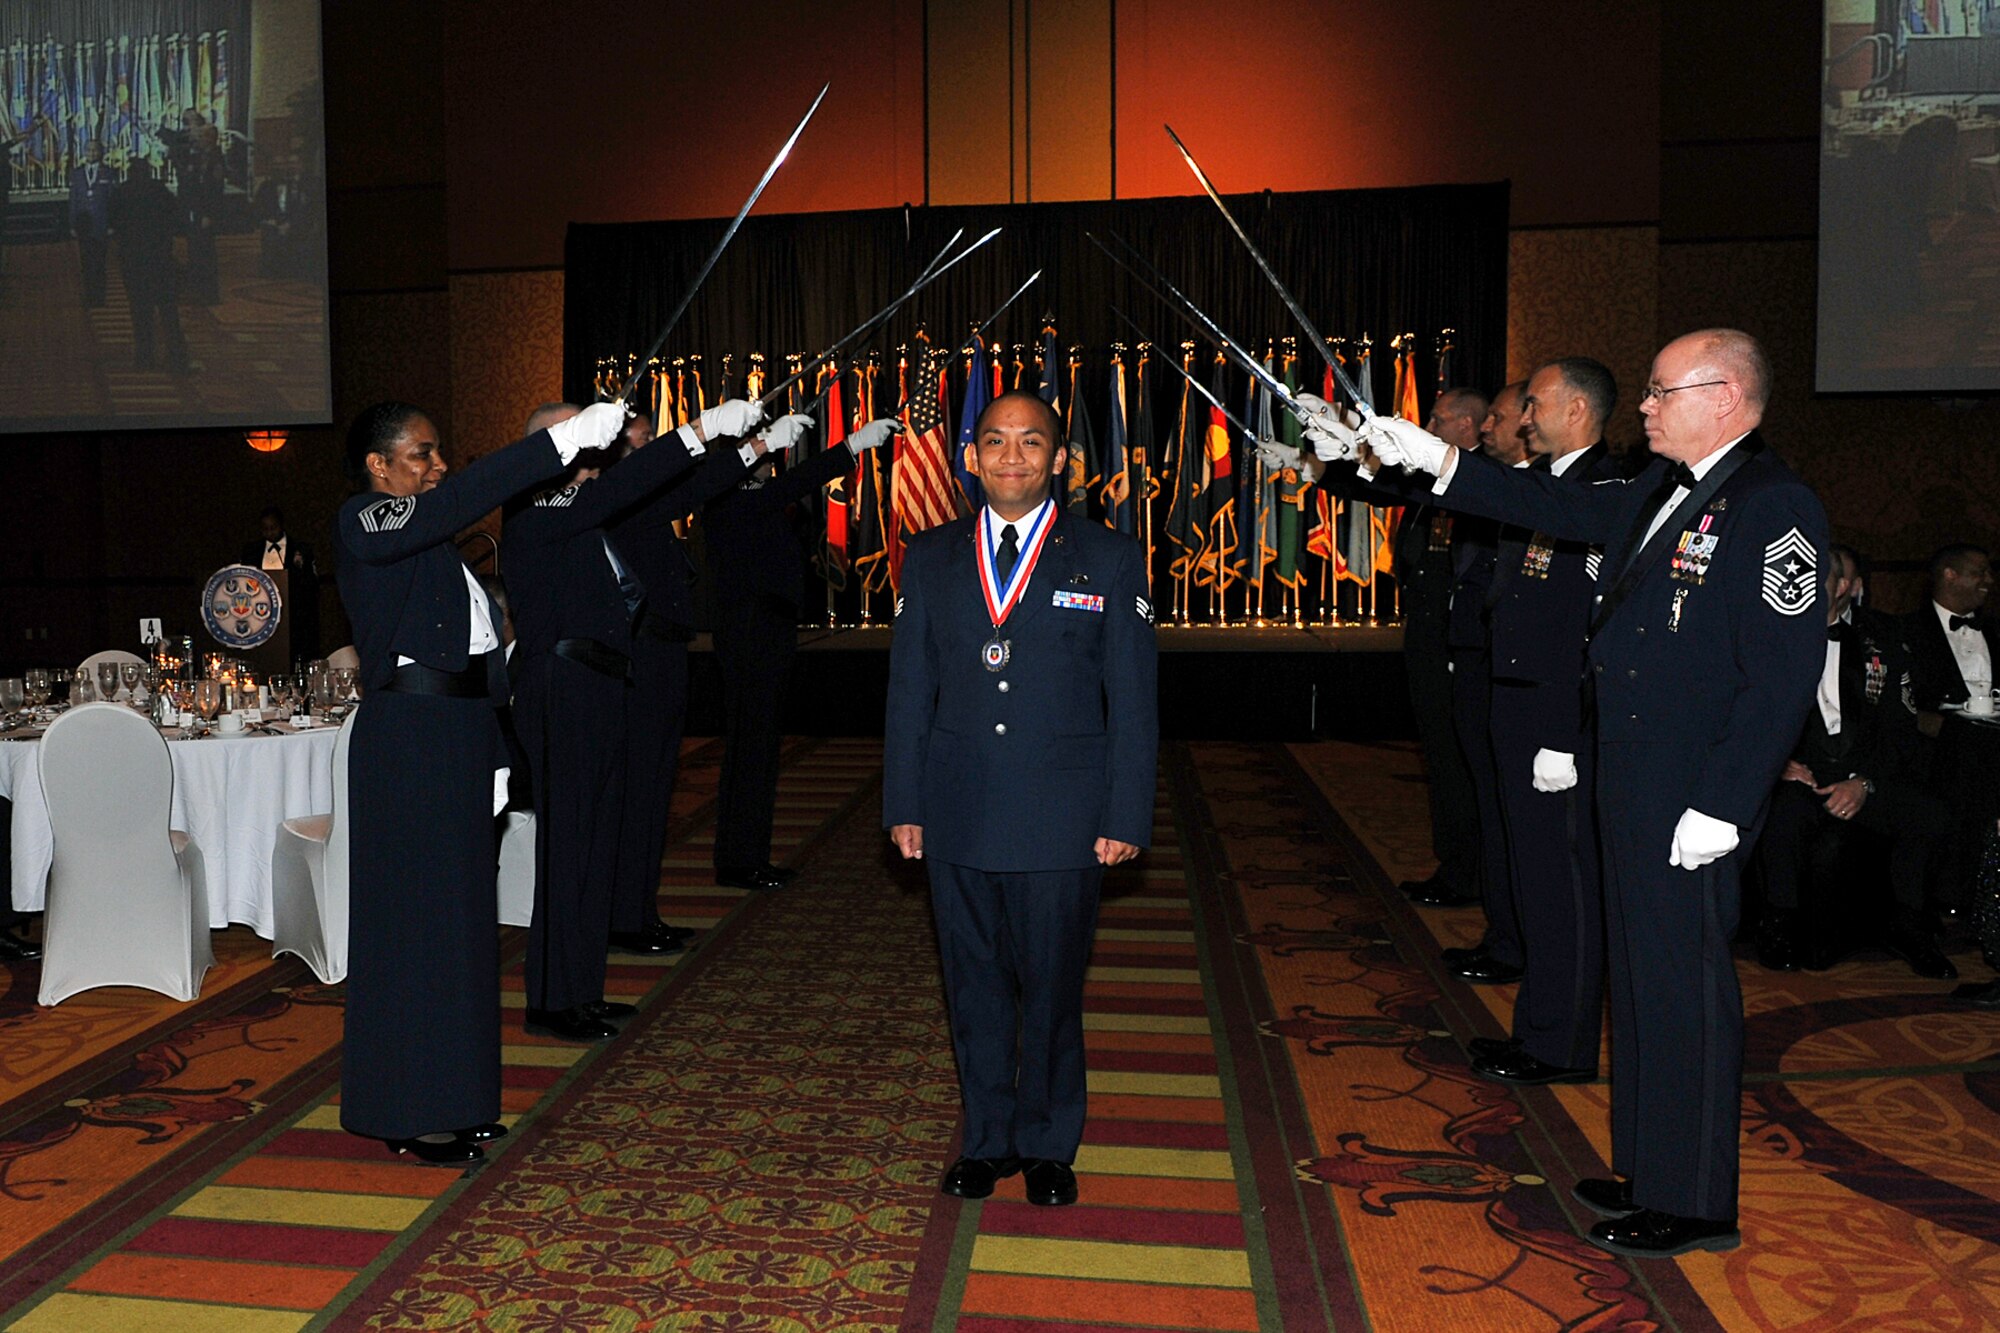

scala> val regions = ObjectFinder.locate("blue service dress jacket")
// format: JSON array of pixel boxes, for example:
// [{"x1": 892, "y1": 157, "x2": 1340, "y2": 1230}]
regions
[
  {"x1": 1440, "y1": 431, "x2": 1830, "y2": 828},
  {"x1": 883, "y1": 508, "x2": 1159, "y2": 871}
]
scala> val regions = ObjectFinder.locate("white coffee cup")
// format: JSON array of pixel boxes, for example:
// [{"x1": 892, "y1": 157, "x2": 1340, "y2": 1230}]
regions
[
  {"x1": 217, "y1": 711, "x2": 245, "y2": 734},
  {"x1": 1968, "y1": 691, "x2": 1996, "y2": 718}
]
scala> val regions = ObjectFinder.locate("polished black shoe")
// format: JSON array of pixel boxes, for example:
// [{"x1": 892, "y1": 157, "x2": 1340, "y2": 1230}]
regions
[
  {"x1": 1955, "y1": 980, "x2": 2000, "y2": 1009},
  {"x1": 940, "y1": 1155, "x2": 1022, "y2": 1199},
  {"x1": 1472, "y1": 1047, "x2": 1596, "y2": 1085},
  {"x1": 1754, "y1": 921, "x2": 1801, "y2": 972},
  {"x1": 582, "y1": 1000, "x2": 638, "y2": 1021},
  {"x1": 608, "y1": 928, "x2": 684, "y2": 956},
  {"x1": 524, "y1": 1006, "x2": 619, "y2": 1042},
  {"x1": 1440, "y1": 944, "x2": 1490, "y2": 965},
  {"x1": 1451, "y1": 955, "x2": 1524, "y2": 985},
  {"x1": 1409, "y1": 880, "x2": 1481, "y2": 907},
  {"x1": 0, "y1": 931, "x2": 42, "y2": 963},
  {"x1": 455, "y1": 1122, "x2": 509, "y2": 1143},
  {"x1": 645, "y1": 919, "x2": 696, "y2": 943},
  {"x1": 1467, "y1": 1035, "x2": 1521, "y2": 1058},
  {"x1": 1023, "y1": 1158, "x2": 1079, "y2": 1206},
  {"x1": 1587, "y1": 1208, "x2": 1739, "y2": 1257},
  {"x1": 388, "y1": 1136, "x2": 484, "y2": 1165},
  {"x1": 1884, "y1": 920, "x2": 1957, "y2": 980},
  {"x1": 1571, "y1": 1176, "x2": 1639, "y2": 1218},
  {"x1": 716, "y1": 864, "x2": 791, "y2": 891}
]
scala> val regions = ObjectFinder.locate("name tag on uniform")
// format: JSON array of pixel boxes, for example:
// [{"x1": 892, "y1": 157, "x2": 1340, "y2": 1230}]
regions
[{"x1": 1052, "y1": 590, "x2": 1105, "y2": 613}]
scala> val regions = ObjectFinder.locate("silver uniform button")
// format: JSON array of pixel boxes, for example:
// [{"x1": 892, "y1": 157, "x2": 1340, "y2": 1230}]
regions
[
  {"x1": 998, "y1": 680, "x2": 1010, "y2": 693},
  {"x1": 994, "y1": 723, "x2": 1007, "y2": 736}
]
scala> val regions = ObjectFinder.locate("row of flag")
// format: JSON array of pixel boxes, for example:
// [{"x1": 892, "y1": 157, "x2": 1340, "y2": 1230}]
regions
[
  {"x1": 0, "y1": 30, "x2": 231, "y2": 189},
  {"x1": 593, "y1": 327, "x2": 1455, "y2": 620}
]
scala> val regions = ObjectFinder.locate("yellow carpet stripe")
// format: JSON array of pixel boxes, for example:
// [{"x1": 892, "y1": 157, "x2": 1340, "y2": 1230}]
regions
[
  {"x1": 1073, "y1": 1144, "x2": 1237, "y2": 1179},
  {"x1": 1084, "y1": 1071, "x2": 1223, "y2": 1098},
  {"x1": 1085, "y1": 965, "x2": 1202, "y2": 984},
  {"x1": 11, "y1": 1294, "x2": 312, "y2": 1333},
  {"x1": 292, "y1": 1105, "x2": 522, "y2": 1133},
  {"x1": 1081, "y1": 1013, "x2": 1213, "y2": 1034},
  {"x1": 171, "y1": 1186, "x2": 431, "y2": 1231},
  {"x1": 969, "y1": 1235, "x2": 1253, "y2": 1288}
]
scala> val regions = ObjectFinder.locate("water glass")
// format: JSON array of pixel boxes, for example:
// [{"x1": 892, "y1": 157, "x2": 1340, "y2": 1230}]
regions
[
  {"x1": 23, "y1": 669, "x2": 48, "y2": 708},
  {"x1": 0, "y1": 679, "x2": 22, "y2": 712},
  {"x1": 96, "y1": 661, "x2": 122, "y2": 701},
  {"x1": 121, "y1": 662, "x2": 143, "y2": 699},
  {"x1": 74, "y1": 672, "x2": 96, "y2": 704},
  {"x1": 193, "y1": 679, "x2": 223, "y2": 722}
]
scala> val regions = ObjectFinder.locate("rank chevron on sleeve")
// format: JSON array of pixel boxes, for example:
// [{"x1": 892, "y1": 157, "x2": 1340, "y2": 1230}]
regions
[{"x1": 1760, "y1": 527, "x2": 1817, "y2": 616}]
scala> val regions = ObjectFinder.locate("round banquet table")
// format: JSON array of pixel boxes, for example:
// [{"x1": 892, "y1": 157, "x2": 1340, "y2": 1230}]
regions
[{"x1": 0, "y1": 719, "x2": 340, "y2": 937}]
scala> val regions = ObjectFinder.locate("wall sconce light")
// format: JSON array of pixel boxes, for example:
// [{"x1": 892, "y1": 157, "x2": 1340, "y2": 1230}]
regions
[{"x1": 246, "y1": 429, "x2": 289, "y2": 453}]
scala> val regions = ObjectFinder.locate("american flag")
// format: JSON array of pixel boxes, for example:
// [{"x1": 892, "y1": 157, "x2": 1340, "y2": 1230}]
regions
[{"x1": 892, "y1": 354, "x2": 960, "y2": 586}]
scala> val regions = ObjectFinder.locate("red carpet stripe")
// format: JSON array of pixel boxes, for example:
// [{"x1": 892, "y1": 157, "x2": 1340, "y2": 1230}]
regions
[
  {"x1": 1083, "y1": 1119, "x2": 1232, "y2": 1150},
  {"x1": 122, "y1": 1217, "x2": 394, "y2": 1268},
  {"x1": 977, "y1": 1201, "x2": 1247, "y2": 1248},
  {"x1": 1085, "y1": 1050, "x2": 1219, "y2": 1075}
]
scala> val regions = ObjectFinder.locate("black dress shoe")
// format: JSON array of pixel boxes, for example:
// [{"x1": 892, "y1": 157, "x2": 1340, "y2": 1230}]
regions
[
  {"x1": 715, "y1": 864, "x2": 790, "y2": 891},
  {"x1": 456, "y1": 1123, "x2": 509, "y2": 1143},
  {"x1": 582, "y1": 1000, "x2": 638, "y2": 1020},
  {"x1": 940, "y1": 1155, "x2": 1022, "y2": 1198},
  {"x1": 1587, "y1": 1208, "x2": 1739, "y2": 1257},
  {"x1": 645, "y1": 919, "x2": 696, "y2": 943},
  {"x1": 1884, "y1": 920, "x2": 1957, "y2": 980},
  {"x1": 0, "y1": 931, "x2": 42, "y2": 963},
  {"x1": 1451, "y1": 956, "x2": 1524, "y2": 985},
  {"x1": 1955, "y1": 980, "x2": 2000, "y2": 1009},
  {"x1": 1409, "y1": 881, "x2": 1481, "y2": 907},
  {"x1": 1472, "y1": 1047, "x2": 1596, "y2": 1085},
  {"x1": 524, "y1": 1007, "x2": 619, "y2": 1041},
  {"x1": 1467, "y1": 1035, "x2": 1521, "y2": 1058},
  {"x1": 1023, "y1": 1158, "x2": 1079, "y2": 1206},
  {"x1": 388, "y1": 1136, "x2": 484, "y2": 1165},
  {"x1": 1572, "y1": 1176, "x2": 1639, "y2": 1218},
  {"x1": 1440, "y1": 944, "x2": 1489, "y2": 965},
  {"x1": 608, "y1": 929, "x2": 684, "y2": 956}
]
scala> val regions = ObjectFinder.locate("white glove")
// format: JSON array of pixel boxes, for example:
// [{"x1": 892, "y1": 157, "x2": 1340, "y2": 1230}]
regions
[
  {"x1": 1668, "y1": 807, "x2": 1739, "y2": 870},
  {"x1": 697, "y1": 398, "x2": 766, "y2": 442},
  {"x1": 1362, "y1": 416, "x2": 1452, "y2": 474},
  {"x1": 1255, "y1": 440, "x2": 1302, "y2": 472},
  {"x1": 1292, "y1": 393, "x2": 1361, "y2": 461},
  {"x1": 492, "y1": 768, "x2": 511, "y2": 817},
  {"x1": 1531, "y1": 749, "x2": 1578, "y2": 793},
  {"x1": 545, "y1": 401, "x2": 630, "y2": 461},
  {"x1": 758, "y1": 413, "x2": 815, "y2": 454},
  {"x1": 847, "y1": 418, "x2": 902, "y2": 454}
]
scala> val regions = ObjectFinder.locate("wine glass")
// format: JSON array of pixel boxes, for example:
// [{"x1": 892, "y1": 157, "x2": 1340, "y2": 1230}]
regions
[
  {"x1": 23, "y1": 669, "x2": 49, "y2": 708},
  {"x1": 333, "y1": 666, "x2": 358, "y2": 703},
  {"x1": 121, "y1": 661, "x2": 143, "y2": 703},
  {"x1": 96, "y1": 661, "x2": 122, "y2": 701},
  {"x1": 74, "y1": 671, "x2": 96, "y2": 704},
  {"x1": 193, "y1": 679, "x2": 223, "y2": 724}
]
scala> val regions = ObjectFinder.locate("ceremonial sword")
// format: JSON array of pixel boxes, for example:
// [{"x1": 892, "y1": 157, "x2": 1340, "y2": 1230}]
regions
[
  {"x1": 1162, "y1": 123, "x2": 1374, "y2": 420},
  {"x1": 754, "y1": 227, "x2": 1003, "y2": 409},
  {"x1": 614, "y1": 82, "x2": 830, "y2": 403},
  {"x1": 944, "y1": 270, "x2": 1043, "y2": 363},
  {"x1": 1107, "y1": 304, "x2": 1258, "y2": 440}
]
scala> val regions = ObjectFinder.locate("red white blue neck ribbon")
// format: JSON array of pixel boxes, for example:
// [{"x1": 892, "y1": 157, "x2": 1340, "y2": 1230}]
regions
[{"x1": 978, "y1": 499, "x2": 1055, "y2": 628}]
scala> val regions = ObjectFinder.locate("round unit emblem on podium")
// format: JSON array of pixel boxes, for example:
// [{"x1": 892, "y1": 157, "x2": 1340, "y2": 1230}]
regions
[{"x1": 201, "y1": 565, "x2": 283, "y2": 649}]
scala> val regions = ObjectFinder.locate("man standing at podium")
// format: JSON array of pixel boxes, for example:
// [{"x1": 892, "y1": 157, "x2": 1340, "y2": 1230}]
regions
[
  {"x1": 242, "y1": 506, "x2": 320, "y2": 662},
  {"x1": 885, "y1": 389, "x2": 1158, "y2": 1208}
]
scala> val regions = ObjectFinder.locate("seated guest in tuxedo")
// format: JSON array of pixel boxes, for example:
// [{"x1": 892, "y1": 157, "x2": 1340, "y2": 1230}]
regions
[
  {"x1": 1755, "y1": 546, "x2": 1955, "y2": 977},
  {"x1": 242, "y1": 506, "x2": 321, "y2": 661},
  {"x1": 1904, "y1": 544, "x2": 2000, "y2": 910}
]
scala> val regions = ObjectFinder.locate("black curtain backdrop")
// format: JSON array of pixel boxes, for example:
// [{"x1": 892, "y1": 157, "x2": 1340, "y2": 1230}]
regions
[{"x1": 562, "y1": 184, "x2": 1510, "y2": 413}]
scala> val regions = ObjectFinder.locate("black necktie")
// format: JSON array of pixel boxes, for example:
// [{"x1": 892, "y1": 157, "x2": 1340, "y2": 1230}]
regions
[
  {"x1": 995, "y1": 523, "x2": 1020, "y2": 587},
  {"x1": 1950, "y1": 614, "x2": 1982, "y2": 633}
]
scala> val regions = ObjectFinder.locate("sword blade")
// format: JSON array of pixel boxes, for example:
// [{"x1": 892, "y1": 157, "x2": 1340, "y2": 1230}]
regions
[
  {"x1": 1091, "y1": 232, "x2": 1296, "y2": 410},
  {"x1": 758, "y1": 227, "x2": 1000, "y2": 408},
  {"x1": 1108, "y1": 305, "x2": 1258, "y2": 439},
  {"x1": 616, "y1": 82, "x2": 831, "y2": 402},
  {"x1": 1162, "y1": 123, "x2": 1372, "y2": 418},
  {"x1": 948, "y1": 270, "x2": 1042, "y2": 362}
]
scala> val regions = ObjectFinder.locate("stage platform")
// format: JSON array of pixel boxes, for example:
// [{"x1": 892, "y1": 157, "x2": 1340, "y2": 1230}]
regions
[{"x1": 683, "y1": 624, "x2": 1411, "y2": 741}]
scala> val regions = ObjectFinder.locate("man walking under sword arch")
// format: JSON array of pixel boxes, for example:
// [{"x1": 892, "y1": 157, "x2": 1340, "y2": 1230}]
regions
[{"x1": 886, "y1": 390, "x2": 1158, "y2": 1207}]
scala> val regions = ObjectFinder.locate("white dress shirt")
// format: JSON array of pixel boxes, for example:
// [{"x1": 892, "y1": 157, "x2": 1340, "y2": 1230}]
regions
[
  {"x1": 1639, "y1": 432, "x2": 1751, "y2": 549},
  {"x1": 1935, "y1": 600, "x2": 1993, "y2": 692},
  {"x1": 261, "y1": 536, "x2": 287, "y2": 571},
  {"x1": 1817, "y1": 636, "x2": 1843, "y2": 736},
  {"x1": 1548, "y1": 447, "x2": 1589, "y2": 478}
]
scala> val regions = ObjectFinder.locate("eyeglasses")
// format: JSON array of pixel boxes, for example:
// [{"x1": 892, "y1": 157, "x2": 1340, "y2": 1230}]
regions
[{"x1": 1640, "y1": 380, "x2": 1729, "y2": 404}]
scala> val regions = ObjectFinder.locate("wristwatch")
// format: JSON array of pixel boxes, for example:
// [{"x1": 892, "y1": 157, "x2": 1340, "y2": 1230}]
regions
[{"x1": 1850, "y1": 773, "x2": 1876, "y2": 796}]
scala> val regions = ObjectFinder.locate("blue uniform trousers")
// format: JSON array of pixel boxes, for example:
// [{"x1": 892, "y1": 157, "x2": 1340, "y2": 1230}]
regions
[{"x1": 928, "y1": 860, "x2": 1103, "y2": 1162}]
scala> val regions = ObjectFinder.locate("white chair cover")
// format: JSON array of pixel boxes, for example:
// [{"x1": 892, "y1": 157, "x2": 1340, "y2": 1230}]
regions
[
  {"x1": 268, "y1": 707, "x2": 357, "y2": 983},
  {"x1": 325, "y1": 645, "x2": 360, "y2": 671},
  {"x1": 37, "y1": 703, "x2": 212, "y2": 1005},
  {"x1": 497, "y1": 810, "x2": 535, "y2": 926}
]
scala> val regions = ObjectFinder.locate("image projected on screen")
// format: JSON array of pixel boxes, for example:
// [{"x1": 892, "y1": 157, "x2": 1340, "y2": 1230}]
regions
[
  {"x1": 0, "y1": 1, "x2": 327, "y2": 434},
  {"x1": 1819, "y1": 0, "x2": 2000, "y2": 392}
]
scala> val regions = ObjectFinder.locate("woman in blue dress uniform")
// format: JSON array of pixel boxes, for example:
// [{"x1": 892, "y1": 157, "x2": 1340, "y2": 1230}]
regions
[{"x1": 332, "y1": 399, "x2": 624, "y2": 1162}]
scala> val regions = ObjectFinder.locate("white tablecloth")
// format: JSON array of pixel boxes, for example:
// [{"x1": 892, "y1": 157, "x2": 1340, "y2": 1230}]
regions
[{"x1": 0, "y1": 724, "x2": 340, "y2": 937}]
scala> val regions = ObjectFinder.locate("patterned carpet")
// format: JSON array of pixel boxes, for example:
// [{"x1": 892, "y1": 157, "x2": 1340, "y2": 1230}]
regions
[{"x1": 0, "y1": 737, "x2": 1994, "y2": 1329}]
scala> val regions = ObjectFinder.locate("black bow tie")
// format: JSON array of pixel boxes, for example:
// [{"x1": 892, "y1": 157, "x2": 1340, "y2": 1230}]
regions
[
  {"x1": 1666, "y1": 462, "x2": 1698, "y2": 490},
  {"x1": 1828, "y1": 622, "x2": 1851, "y2": 643},
  {"x1": 1950, "y1": 613, "x2": 1983, "y2": 633}
]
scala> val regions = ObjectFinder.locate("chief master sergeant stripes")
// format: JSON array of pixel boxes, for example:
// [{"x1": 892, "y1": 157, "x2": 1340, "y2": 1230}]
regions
[
  {"x1": 885, "y1": 389, "x2": 1158, "y2": 1210},
  {"x1": 1353, "y1": 328, "x2": 1829, "y2": 1258}
]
